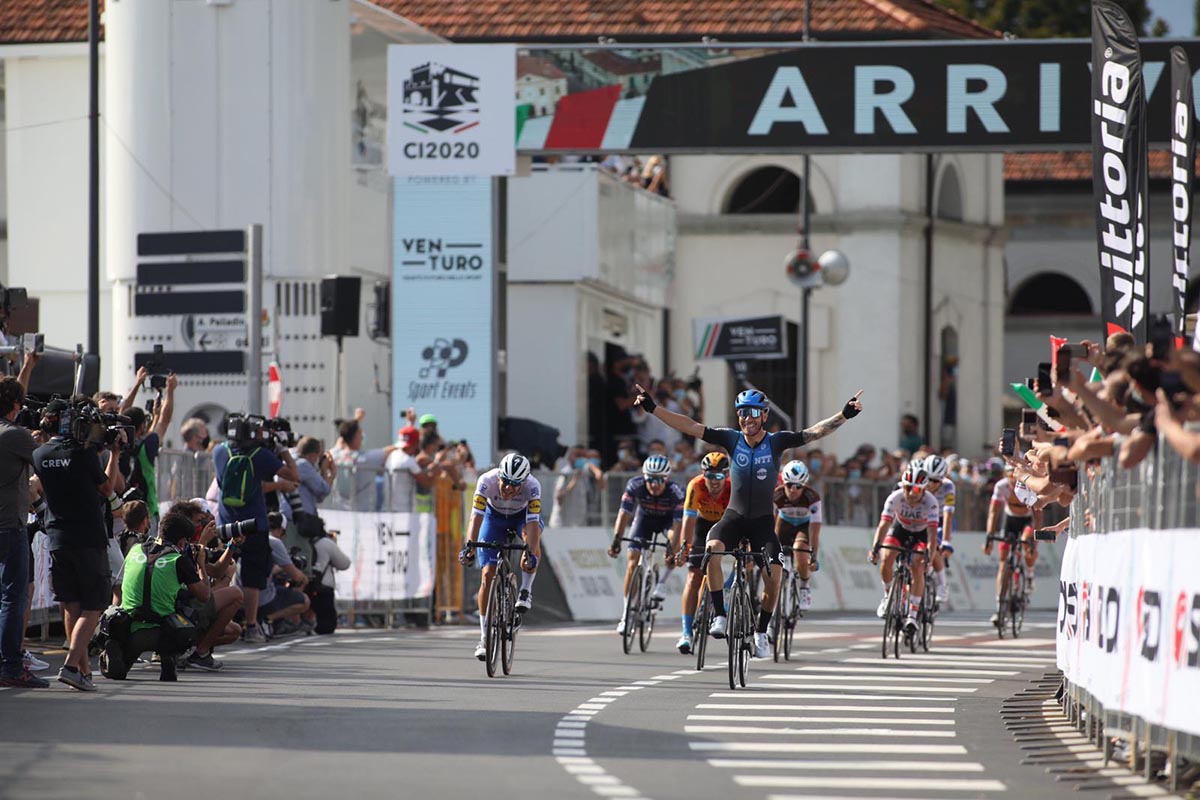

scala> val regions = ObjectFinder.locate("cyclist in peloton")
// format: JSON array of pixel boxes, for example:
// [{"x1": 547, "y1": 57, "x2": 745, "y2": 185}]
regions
[
  {"x1": 868, "y1": 463, "x2": 939, "y2": 636},
  {"x1": 631, "y1": 384, "x2": 864, "y2": 659},
  {"x1": 983, "y1": 465, "x2": 1041, "y2": 628},
  {"x1": 459, "y1": 453, "x2": 542, "y2": 661},
  {"x1": 919, "y1": 455, "x2": 956, "y2": 605},
  {"x1": 677, "y1": 451, "x2": 731, "y2": 654},
  {"x1": 607, "y1": 454, "x2": 684, "y2": 635},
  {"x1": 774, "y1": 460, "x2": 822, "y2": 612}
]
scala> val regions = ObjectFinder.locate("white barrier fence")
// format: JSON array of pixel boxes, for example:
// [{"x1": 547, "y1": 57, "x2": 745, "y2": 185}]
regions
[
  {"x1": 321, "y1": 510, "x2": 437, "y2": 602},
  {"x1": 541, "y1": 525, "x2": 1065, "y2": 622},
  {"x1": 1056, "y1": 528, "x2": 1200, "y2": 739}
]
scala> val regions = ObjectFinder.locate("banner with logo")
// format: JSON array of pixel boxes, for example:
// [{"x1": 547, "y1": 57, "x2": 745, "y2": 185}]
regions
[
  {"x1": 693, "y1": 315, "x2": 787, "y2": 360},
  {"x1": 323, "y1": 510, "x2": 436, "y2": 601},
  {"x1": 1057, "y1": 530, "x2": 1200, "y2": 738},
  {"x1": 387, "y1": 44, "x2": 516, "y2": 177},
  {"x1": 392, "y1": 177, "x2": 494, "y2": 461},
  {"x1": 1170, "y1": 47, "x2": 1193, "y2": 344},
  {"x1": 1091, "y1": 0, "x2": 1149, "y2": 343}
]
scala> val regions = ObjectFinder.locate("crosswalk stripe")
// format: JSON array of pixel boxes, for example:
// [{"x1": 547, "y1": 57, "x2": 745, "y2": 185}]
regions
[
  {"x1": 751, "y1": 683, "x2": 972, "y2": 693},
  {"x1": 689, "y1": 742, "x2": 969, "y2": 755},
  {"x1": 842, "y1": 655, "x2": 1049, "y2": 668},
  {"x1": 708, "y1": 692, "x2": 956, "y2": 701},
  {"x1": 795, "y1": 665, "x2": 1017, "y2": 677},
  {"x1": 688, "y1": 715, "x2": 954, "y2": 725},
  {"x1": 735, "y1": 776, "x2": 1006, "y2": 791},
  {"x1": 685, "y1": 725, "x2": 958, "y2": 738},
  {"x1": 910, "y1": 646, "x2": 1054, "y2": 658},
  {"x1": 697, "y1": 703, "x2": 955, "y2": 713},
  {"x1": 707, "y1": 759, "x2": 986, "y2": 772},
  {"x1": 762, "y1": 673, "x2": 992, "y2": 685}
]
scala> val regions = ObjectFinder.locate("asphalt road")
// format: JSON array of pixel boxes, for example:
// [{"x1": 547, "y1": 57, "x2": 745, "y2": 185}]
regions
[{"x1": 0, "y1": 611, "x2": 1113, "y2": 800}]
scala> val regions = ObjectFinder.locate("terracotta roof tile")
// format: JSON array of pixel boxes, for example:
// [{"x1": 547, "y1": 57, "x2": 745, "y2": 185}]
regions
[
  {"x1": 1005, "y1": 151, "x2": 1196, "y2": 183},
  {"x1": 0, "y1": 0, "x2": 98, "y2": 45},
  {"x1": 517, "y1": 54, "x2": 568, "y2": 80}
]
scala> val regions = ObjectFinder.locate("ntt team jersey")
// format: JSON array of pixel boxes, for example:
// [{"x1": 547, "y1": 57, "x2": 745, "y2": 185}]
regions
[
  {"x1": 472, "y1": 468, "x2": 542, "y2": 523},
  {"x1": 701, "y1": 428, "x2": 811, "y2": 518},
  {"x1": 620, "y1": 476, "x2": 685, "y2": 523}
]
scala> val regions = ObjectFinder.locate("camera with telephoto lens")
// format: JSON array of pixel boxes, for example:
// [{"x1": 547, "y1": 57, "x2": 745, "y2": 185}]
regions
[
  {"x1": 215, "y1": 518, "x2": 256, "y2": 543},
  {"x1": 263, "y1": 417, "x2": 298, "y2": 449},
  {"x1": 15, "y1": 397, "x2": 46, "y2": 431},
  {"x1": 226, "y1": 413, "x2": 268, "y2": 448}
]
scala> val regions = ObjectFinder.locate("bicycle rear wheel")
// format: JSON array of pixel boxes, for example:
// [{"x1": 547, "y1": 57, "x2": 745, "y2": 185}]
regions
[
  {"x1": 1010, "y1": 569, "x2": 1025, "y2": 639},
  {"x1": 736, "y1": 589, "x2": 751, "y2": 688},
  {"x1": 485, "y1": 575, "x2": 504, "y2": 677},
  {"x1": 920, "y1": 590, "x2": 935, "y2": 652},
  {"x1": 996, "y1": 568, "x2": 1011, "y2": 639},
  {"x1": 772, "y1": 578, "x2": 786, "y2": 663},
  {"x1": 783, "y1": 575, "x2": 800, "y2": 661},
  {"x1": 501, "y1": 575, "x2": 517, "y2": 675},
  {"x1": 639, "y1": 568, "x2": 657, "y2": 652},
  {"x1": 695, "y1": 592, "x2": 711, "y2": 671},
  {"x1": 622, "y1": 564, "x2": 643, "y2": 655}
]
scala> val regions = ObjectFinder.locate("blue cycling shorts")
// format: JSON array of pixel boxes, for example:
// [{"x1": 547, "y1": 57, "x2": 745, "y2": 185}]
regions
[
  {"x1": 628, "y1": 514, "x2": 673, "y2": 552},
  {"x1": 478, "y1": 510, "x2": 541, "y2": 567}
]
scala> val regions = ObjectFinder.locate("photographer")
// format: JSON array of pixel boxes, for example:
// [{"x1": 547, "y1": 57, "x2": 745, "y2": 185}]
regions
[
  {"x1": 214, "y1": 414, "x2": 298, "y2": 644},
  {"x1": 119, "y1": 369, "x2": 178, "y2": 526},
  {"x1": 303, "y1": 524, "x2": 350, "y2": 635},
  {"x1": 0, "y1": 374, "x2": 42, "y2": 688},
  {"x1": 34, "y1": 399, "x2": 122, "y2": 691},
  {"x1": 291, "y1": 436, "x2": 335, "y2": 537},
  {"x1": 259, "y1": 512, "x2": 309, "y2": 637},
  {"x1": 116, "y1": 500, "x2": 150, "y2": 557}
]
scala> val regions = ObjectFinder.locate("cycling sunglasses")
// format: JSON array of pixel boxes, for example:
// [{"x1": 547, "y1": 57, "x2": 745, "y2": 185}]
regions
[
  {"x1": 500, "y1": 477, "x2": 525, "y2": 488},
  {"x1": 736, "y1": 407, "x2": 766, "y2": 419},
  {"x1": 644, "y1": 476, "x2": 667, "y2": 485},
  {"x1": 703, "y1": 471, "x2": 727, "y2": 482}
]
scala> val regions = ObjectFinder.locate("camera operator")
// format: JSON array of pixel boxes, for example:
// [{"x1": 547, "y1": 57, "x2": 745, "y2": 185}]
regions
[
  {"x1": 119, "y1": 369, "x2": 177, "y2": 527},
  {"x1": 34, "y1": 399, "x2": 123, "y2": 691},
  {"x1": 291, "y1": 436, "x2": 335, "y2": 537},
  {"x1": 0, "y1": 374, "x2": 42, "y2": 688},
  {"x1": 213, "y1": 414, "x2": 298, "y2": 644}
]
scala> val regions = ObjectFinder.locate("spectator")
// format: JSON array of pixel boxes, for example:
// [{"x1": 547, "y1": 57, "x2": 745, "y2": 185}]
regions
[
  {"x1": 586, "y1": 352, "x2": 609, "y2": 453},
  {"x1": 899, "y1": 413, "x2": 924, "y2": 454},
  {"x1": 414, "y1": 434, "x2": 451, "y2": 514},
  {"x1": 418, "y1": 413, "x2": 439, "y2": 439},
  {"x1": 642, "y1": 155, "x2": 669, "y2": 197},
  {"x1": 672, "y1": 439, "x2": 700, "y2": 479},
  {"x1": 613, "y1": 437, "x2": 642, "y2": 471},
  {"x1": 386, "y1": 426, "x2": 434, "y2": 513},
  {"x1": 117, "y1": 499, "x2": 150, "y2": 556},
  {"x1": 304, "y1": 527, "x2": 351, "y2": 635},
  {"x1": 93, "y1": 391, "x2": 121, "y2": 413},
  {"x1": 551, "y1": 446, "x2": 605, "y2": 527},
  {"x1": 260, "y1": 514, "x2": 310, "y2": 637},
  {"x1": 119, "y1": 372, "x2": 177, "y2": 525},
  {"x1": 330, "y1": 409, "x2": 398, "y2": 511},
  {"x1": 180, "y1": 417, "x2": 211, "y2": 453},
  {"x1": 605, "y1": 354, "x2": 639, "y2": 466},
  {"x1": 0, "y1": 374, "x2": 42, "y2": 688},
  {"x1": 291, "y1": 436, "x2": 336, "y2": 537}
]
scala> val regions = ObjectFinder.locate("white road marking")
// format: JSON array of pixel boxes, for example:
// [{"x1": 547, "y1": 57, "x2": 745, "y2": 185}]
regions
[
  {"x1": 762, "y1": 673, "x2": 992, "y2": 684},
  {"x1": 685, "y1": 725, "x2": 958, "y2": 738},
  {"x1": 697, "y1": 703, "x2": 955, "y2": 713},
  {"x1": 688, "y1": 714, "x2": 954, "y2": 725},
  {"x1": 907, "y1": 646, "x2": 1055, "y2": 658},
  {"x1": 707, "y1": 759, "x2": 986, "y2": 772},
  {"x1": 735, "y1": 775, "x2": 1006, "y2": 791},
  {"x1": 843, "y1": 655, "x2": 1048, "y2": 668},
  {"x1": 708, "y1": 692, "x2": 951, "y2": 701},
  {"x1": 689, "y1": 742, "x2": 969, "y2": 755},
  {"x1": 749, "y1": 682, "x2": 971, "y2": 693},
  {"x1": 796, "y1": 665, "x2": 1017, "y2": 677},
  {"x1": 555, "y1": 730, "x2": 587, "y2": 739}
]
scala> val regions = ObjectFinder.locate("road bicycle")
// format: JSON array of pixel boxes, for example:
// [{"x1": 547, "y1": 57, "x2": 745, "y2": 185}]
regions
[
  {"x1": 702, "y1": 547, "x2": 771, "y2": 691},
  {"x1": 877, "y1": 543, "x2": 922, "y2": 659},
  {"x1": 916, "y1": 559, "x2": 937, "y2": 653},
  {"x1": 467, "y1": 538, "x2": 529, "y2": 678},
  {"x1": 694, "y1": 575, "x2": 712, "y2": 671},
  {"x1": 772, "y1": 545, "x2": 812, "y2": 662},
  {"x1": 987, "y1": 532, "x2": 1033, "y2": 639},
  {"x1": 618, "y1": 531, "x2": 672, "y2": 655}
]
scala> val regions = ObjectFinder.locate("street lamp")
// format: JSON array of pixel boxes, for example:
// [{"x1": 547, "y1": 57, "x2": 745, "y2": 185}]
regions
[{"x1": 785, "y1": 247, "x2": 850, "y2": 424}]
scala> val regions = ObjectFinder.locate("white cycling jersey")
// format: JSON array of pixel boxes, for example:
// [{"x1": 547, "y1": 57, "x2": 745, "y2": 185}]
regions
[
  {"x1": 926, "y1": 478, "x2": 956, "y2": 516},
  {"x1": 472, "y1": 468, "x2": 542, "y2": 522},
  {"x1": 879, "y1": 488, "x2": 940, "y2": 532},
  {"x1": 991, "y1": 477, "x2": 1036, "y2": 518}
]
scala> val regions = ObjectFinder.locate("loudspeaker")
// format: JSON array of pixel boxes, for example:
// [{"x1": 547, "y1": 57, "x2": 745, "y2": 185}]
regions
[{"x1": 320, "y1": 275, "x2": 361, "y2": 338}]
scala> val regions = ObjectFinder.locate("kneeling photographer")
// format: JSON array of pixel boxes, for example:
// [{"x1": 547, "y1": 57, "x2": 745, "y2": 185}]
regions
[
  {"x1": 213, "y1": 413, "x2": 298, "y2": 644},
  {"x1": 168, "y1": 500, "x2": 244, "y2": 668}
]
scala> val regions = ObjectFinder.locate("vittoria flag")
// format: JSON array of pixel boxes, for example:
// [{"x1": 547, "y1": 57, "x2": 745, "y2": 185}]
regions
[{"x1": 1169, "y1": 46, "x2": 1193, "y2": 346}]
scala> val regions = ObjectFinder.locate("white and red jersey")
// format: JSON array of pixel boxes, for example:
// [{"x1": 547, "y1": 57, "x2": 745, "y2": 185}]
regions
[
  {"x1": 990, "y1": 477, "x2": 1035, "y2": 519},
  {"x1": 472, "y1": 468, "x2": 543, "y2": 523},
  {"x1": 879, "y1": 488, "x2": 940, "y2": 533}
]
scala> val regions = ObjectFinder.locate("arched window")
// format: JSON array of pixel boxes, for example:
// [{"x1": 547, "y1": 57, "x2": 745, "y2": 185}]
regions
[
  {"x1": 723, "y1": 166, "x2": 813, "y2": 215},
  {"x1": 1009, "y1": 273, "x2": 1093, "y2": 315},
  {"x1": 936, "y1": 164, "x2": 963, "y2": 221}
]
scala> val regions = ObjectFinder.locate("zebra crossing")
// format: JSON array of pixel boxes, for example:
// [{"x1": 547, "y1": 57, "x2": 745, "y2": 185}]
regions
[{"x1": 686, "y1": 632, "x2": 1057, "y2": 799}]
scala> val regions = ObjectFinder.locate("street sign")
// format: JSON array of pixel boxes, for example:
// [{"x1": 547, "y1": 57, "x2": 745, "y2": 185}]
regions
[
  {"x1": 693, "y1": 315, "x2": 787, "y2": 360},
  {"x1": 268, "y1": 362, "x2": 283, "y2": 418}
]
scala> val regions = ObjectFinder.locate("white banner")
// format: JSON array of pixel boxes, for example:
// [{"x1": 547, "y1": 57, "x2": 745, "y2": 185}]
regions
[
  {"x1": 387, "y1": 44, "x2": 516, "y2": 177},
  {"x1": 1056, "y1": 529, "x2": 1200, "y2": 737},
  {"x1": 322, "y1": 510, "x2": 436, "y2": 601}
]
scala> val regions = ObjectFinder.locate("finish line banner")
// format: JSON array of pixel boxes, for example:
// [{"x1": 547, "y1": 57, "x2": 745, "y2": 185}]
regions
[
  {"x1": 1056, "y1": 529, "x2": 1200, "y2": 738},
  {"x1": 323, "y1": 510, "x2": 436, "y2": 601}
]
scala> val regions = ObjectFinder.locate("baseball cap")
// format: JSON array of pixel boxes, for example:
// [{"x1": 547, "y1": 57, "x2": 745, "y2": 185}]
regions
[
  {"x1": 398, "y1": 425, "x2": 420, "y2": 447},
  {"x1": 418, "y1": 413, "x2": 438, "y2": 427}
]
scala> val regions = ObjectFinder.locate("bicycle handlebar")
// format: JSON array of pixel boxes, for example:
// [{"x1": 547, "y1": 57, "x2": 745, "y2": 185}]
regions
[
  {"x1": 985, "y1": 534, "x2": 1036, "y2": 547},
  {"x1": 466, "y1": 541, "x2": 529, "y2": 552},
  {"x1": 780, "y1": 545, "x2": 814, "y2": 555},
  {"x1": 617, "y1": 533, "x2": 672, "y2": 551}
]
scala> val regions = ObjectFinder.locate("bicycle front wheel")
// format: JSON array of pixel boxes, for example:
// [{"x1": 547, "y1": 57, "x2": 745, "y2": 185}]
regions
[
  {"x1": 920, "y1": 590, "x2": 935, "y2": 653},
  {"x1": 996, "y1": 568, "x2": 1011, "y2": 640},
  {"x1": 881, "y1": 577, "x2": 902, "y2": 659},
  {"x1": 695, "y1": 592, "x2": 710, "y2": 671},
  {"x1": 772, "y1": 578, "x2": 786, "y2": 663},
  {"x1": 1010, "y1": 570, "x2": 1025, "y2": 639},
  {"x1": 639, "y1": 568, "x2": 657, "y2": 652},
  {"x1": 485, "y1": 575, "x2": 504, "y2": 678},
  {"x1": 623, "y1": 564, "x2": 643, "y2": 655},
  {"x1": 501, "y1": 575, "x2": 517, "y2": 675},
  {"x1": 736, "y1": 589, "x2": 751, "y2": 688},
  {"x1": 727, "y1": 589, "x2": 741, "y2": 690}
]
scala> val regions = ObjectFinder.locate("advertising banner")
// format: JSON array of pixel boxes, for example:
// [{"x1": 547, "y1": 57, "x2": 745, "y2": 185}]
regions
[
  {"x1": 387, "y1": 44, "x2": 516, "y2": 177},
  {"x1": 392, "y1": 177, "x2": 494, "y2": 461},
  {"x1": 1056, "y1": 530, "x2": 1200, "y2": 738},
  {"x1": 1171, "y1": 46, "x2": 1194, "y2": 343},
  {"x1": 1091, "y1": 0, "x2": 1150, "y2": 343},
  {"x1": 323, "y1": 510, "x2": 436, "y2": 601},
  {"x1": 693, "y1": 315, "x2": 787, "y2": 360}
]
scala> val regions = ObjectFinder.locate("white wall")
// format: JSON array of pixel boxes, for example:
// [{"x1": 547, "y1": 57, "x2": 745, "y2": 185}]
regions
[{"x1": 507, "y1": 283, "x2": 578, "y2": 441}]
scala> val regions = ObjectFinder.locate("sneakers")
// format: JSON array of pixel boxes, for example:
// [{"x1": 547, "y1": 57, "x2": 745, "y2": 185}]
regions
[
  {"x1": 186, "y1": 651, "x2": 225, "y2": 672},
  {"x1": 616, "y1": 618, "x2": 627, "y2": 635},
  {"x1": 241, "y1": 625, "x2": 267, "y2": 644},
  {"x1": 516, "y1": 589, "x2": 532, "y2": 613},
  {"x1": 903, "y1": 616, "x2": 918, "y2": 635},
  {"x1": 474, "y1": 639, "x2": 487, "y2": 661},
  {"x1": 297, "y1": 619, "x2": 316, "y2": 636},
  {"x1": 271, "y1": 620, "x2": 302, "y2": 638},
  {"x1": 799, "y1": 587, "x2": 812, "y2": 611},
  {"x1": 676, "y1": 635, "x2": 692, "y2": 655},
  {"x1": 709, "y1": 615, "x2": 728, "y2": 639},
  {"x1": 57, "y1": 666, "x2": 96, "y2": 692},
  {"x1": 990, "y1": 611, "x2": 1001, "y2": 626},
  {"x1": 936, "y1": 584, "x2": 949, "y2": 603},
  {"x1": 0, "y1": 670, "x2": 50, "y2": 688},
  {"x1": 651, "y1": 584, "x2": 667, "y2": 602},
  {"x1": 22, "y1": 650, "x2": 50, "y2": 672},
  {"x1": 876, "y1": 596, "x2": 889, "y2": 618},
  {"x1": 100, "y1": 640, "x2": 126, "y2": 680},
  {"x1": 753, "y1": 632, "x2": 770, "y2": 658}
]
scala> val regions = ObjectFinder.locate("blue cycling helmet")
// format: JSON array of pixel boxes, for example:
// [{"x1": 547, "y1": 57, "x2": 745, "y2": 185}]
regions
[{"x1": 735, "y1": 389, "x2": 769, "y2": 410}]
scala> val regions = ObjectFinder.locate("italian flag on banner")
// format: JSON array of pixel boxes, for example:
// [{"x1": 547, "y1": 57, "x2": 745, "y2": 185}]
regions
[{"x1": 695, "y1": 321, "x2": 723, "y2": 359}]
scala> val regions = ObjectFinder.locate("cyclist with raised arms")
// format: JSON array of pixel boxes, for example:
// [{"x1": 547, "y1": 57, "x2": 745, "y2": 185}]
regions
[
  {"x1": 984, "y1": 465, "x2": 1041, "y2": 628},
  {"x1": 676, "y1": 451, "x2": 731, "y2": 654},
  {"x1": 632, "y1": 383, "x2": 863, "y2": 659},
  {"x1": 774, "y1": 460, "x2": 822, "y2": 611},
  {"x1": 607, "y1": 454, "x2": 685, "y2": 635},
  {"x1": 920, "y1": 454, "x2": 955, "y2": 605},
  {"x1": 459, "y1": 453, "x2": 542, "y2": 661},
  {"x1": 868, "y1": 463, "x2": 939, "y2": 636}
]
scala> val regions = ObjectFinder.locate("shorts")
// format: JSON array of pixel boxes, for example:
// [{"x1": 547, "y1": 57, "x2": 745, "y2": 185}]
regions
[
  {"x1": 184, "y1": 594, "x2": 218, "y2": 631},
  {"x1": 687, "y1": 518, "x2": 717, "y2": 570},
  {"x1": 999, "y1": 515, "x2": 1034, "y2": 557},
  {"x1": 478, "y1": 511, "x2": 540, "y2": 568},
  {"x1": 261, "y1": 586, "x2": 306, "y2": 617},
  {"x1": 776, "y1": 519, "x2": 811, "y2": 553},
  {"x1": 628, "y1": 514, "x2": 673, "y2": 553},
  {"x1": 881, "y1": 524, "x2": 930, "y2": 555},
  {"x1": 49, "y1": 547, "x2": 112, "y2": 611},
  {"x1": 240, "y1": 536, "x2": 272, "y2": 590},
  {"x1": 706, "y1": 511, "x2": 780, "y2": 568}
]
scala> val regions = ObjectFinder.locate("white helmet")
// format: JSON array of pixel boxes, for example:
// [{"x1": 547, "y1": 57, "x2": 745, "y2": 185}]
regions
[
  {"x1": 498, "y1": 452, "x2": 531, "y2": 484},
  {"x1": 642, "y1": 454, "x2": 671, "y2": 478},
  {"x1": 923, "y1": 454, "x2": 948, "y2": 481},
  {"x1": 899, "y1": 463, "x2": 930, "y2": 491},
  {"x1": 781, "y1": 459, "x2": 810, "y2": 486}
]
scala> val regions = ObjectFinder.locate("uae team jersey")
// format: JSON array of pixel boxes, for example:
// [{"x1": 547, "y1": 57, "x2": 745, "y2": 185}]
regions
[
  {"x1": 772, "y1": 484, "x2": 823, "y2": 525},
  {"x1": 990, "y1": 477, "x2": 1036, "y2": 518},
  {"x1": 879, "y1": 488, "x2": 940, "y2": 533},
  {"x1": 683, "y1": 475, "x2": 731, "y2": 523},
  {"x1": 701, "y1": 428, "x2": 810, "y2": 518},
  {"x1": 620, "y1": 476, "x2": 685, "y2": 522},
  {"x1": 472, "y1": 468, "x2": 542, "y2": 523}
]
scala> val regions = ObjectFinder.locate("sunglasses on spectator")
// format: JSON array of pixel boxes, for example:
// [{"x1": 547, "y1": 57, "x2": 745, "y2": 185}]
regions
[
  {"x1": 703, "y1": 471, "x2": 727, "y2": 481},
  {"x1": 736, "y1": 408, "x2": 765, "y2": 419}
]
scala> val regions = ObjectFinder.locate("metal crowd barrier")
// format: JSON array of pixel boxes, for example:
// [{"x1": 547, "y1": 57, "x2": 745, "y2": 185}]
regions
[{"x1": 1063, "y1": 429, "x2": 1200, "y2": 788}]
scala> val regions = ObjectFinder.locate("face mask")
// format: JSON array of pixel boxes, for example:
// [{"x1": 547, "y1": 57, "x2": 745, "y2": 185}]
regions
[
  {"x1": 673, "y1": 389, "x2": 686, "y2": 401},
  {"x1": 809, "y1": 458, "x2": 821, "y2": 469},
  {"x1": 618, "y1": 449, "x2": 632, "y2": 461},
  {"x1": 588, "y1": 457, "x2": 600, "y2": 467},
  {"x1": 673, "y1": 452, "x2": 685, "y2": 465},
  {"x1": 200, "y1": 436, "x2": 211, "y2": 449},
  {"x1": 574, "y1": 458, "x2": 587, "y2": 470},
  {"x1": 849, "y1": 469, "x2": 862, "y2": 480}
]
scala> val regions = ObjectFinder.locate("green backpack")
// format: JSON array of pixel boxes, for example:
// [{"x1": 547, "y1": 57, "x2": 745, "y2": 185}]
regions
[{"x1": 221, "y1": 447, "x2": 261, "y2": 509}]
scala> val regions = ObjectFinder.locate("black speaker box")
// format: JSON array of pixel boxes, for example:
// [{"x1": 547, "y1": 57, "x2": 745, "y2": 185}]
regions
[{"x1": 320, "y1": 275, "x2": 361, "y2": 337}]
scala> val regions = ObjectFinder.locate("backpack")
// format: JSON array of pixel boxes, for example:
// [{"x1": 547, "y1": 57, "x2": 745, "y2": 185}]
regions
[{"x1": 220, "y1": 446, "x2": 261, "y2": 509}]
